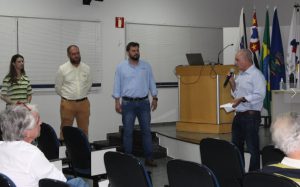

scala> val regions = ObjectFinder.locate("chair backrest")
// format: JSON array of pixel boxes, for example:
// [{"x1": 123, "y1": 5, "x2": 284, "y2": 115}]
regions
[
  {"x1": 37, "y1": 123, "x2": 60, "y2": 160},
  {"x1": 39, "y1": 178, "x2": 69, "y2": 187},
  {"x1": 243, "y1": 172, "x2": 300, "y2": 187},
  {"x1": 0, "y1": 173, "x2": 16, "y2": 187},
  {"x1": 104, "y1": 151, "x2": 152, "y2": 187},
  {"x1": 261, "y1": 145, "x2": 285, "y2": 167},
  {"x1": 62, "y1": 126, "x2": 91, "y2": 174},
  {"x1": 200, "y1": 138, "x2": 245, "y2": 187},
  {"x1": 167, "y1": 159, "x2": 219, "y2": 187}
]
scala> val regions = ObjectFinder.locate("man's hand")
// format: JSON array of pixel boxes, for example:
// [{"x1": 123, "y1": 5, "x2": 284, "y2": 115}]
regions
[
  {"x1": 151, "y1": 98, "x2": 158, "y2": 111},
  {"x1": 232, "y1": 97, "x2": 246, "y2": 108},
  {"x1": 115, "y1": 99, "x2": 122, "y2": 114},
  {"x1": 229, "y1": 75, "x2": 236, "y2": 91}
]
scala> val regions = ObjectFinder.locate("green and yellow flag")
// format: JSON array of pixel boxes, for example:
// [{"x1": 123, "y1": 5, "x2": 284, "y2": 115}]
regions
[{"x1": 260, "y1": 10, "x2": 271, "y2": 115}]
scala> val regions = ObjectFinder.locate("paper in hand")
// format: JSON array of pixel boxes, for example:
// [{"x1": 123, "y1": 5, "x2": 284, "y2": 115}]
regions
[{"x1": 220, "y1": 103, "x2": 235, "y2": 113}]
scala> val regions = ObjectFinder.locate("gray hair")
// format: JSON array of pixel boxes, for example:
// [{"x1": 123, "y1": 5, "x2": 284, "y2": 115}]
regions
[
  {"x1": 0, "y1": 104, "x2": 38, "y2": 141},
  {"x1": 239, "y1": 49, "x2": 254, "y2": 64},
  {"x1": 271, "y1": 112, "x2": 300, "y2": 155}
]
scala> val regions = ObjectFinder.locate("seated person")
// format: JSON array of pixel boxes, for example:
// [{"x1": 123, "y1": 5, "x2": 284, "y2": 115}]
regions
[
  {"x1": 262, "y1": 112, "x2": 300, "y2": 184},
  {"x1": 0, "y1": 104, "x2": 87, "y2": 187}
]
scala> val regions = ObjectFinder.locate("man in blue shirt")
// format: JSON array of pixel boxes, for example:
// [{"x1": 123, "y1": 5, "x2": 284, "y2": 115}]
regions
[
  {"x1": 229, "y1": 49, "x2": 266, "y2": 171},
  {"x1": 112, "y1": 42, "x2": 158, "y2": 167}
]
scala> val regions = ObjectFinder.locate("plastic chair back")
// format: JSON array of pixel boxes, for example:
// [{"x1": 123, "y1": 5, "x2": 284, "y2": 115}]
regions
[
  {"x1": 200, "y1": 138, "x2": 244, "y2": 187},
  {"x1": 37, "y1": 123, "x2": 60, "y2": 160},
  {"x1": 167, "y1": 159, "x2": 220, "y2": 187},
  {"x1": 104, "y1": 151, "x2": 152, "y2": 187}
]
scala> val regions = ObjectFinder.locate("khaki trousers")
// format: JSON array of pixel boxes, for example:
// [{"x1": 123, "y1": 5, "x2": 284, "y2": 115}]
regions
[{"x1": 60, "y1": 98, "x2": 90, "y2": 139}]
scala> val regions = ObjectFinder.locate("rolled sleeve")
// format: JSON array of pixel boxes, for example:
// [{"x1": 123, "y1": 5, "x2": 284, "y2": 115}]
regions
[
  {"x1": 54, "y1": 68, "x2": 63, "y2": 96},
  {"x1": 149, "y1": 65, "x2": 158, "y2": 97},
  {"x1": 112, "y1": 66, "x2": 121, "y2": 98},
  {"x1": 245, "y1": 75, "x2": 266, "y2": 104}
]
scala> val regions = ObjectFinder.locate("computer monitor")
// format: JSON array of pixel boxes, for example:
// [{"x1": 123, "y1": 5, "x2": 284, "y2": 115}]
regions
[{"x1": 186, "y1": 53, "x2": 205, "y2": 66}]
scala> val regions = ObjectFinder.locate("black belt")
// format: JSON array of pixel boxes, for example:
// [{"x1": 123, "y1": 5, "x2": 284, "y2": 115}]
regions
[
  {"x1": 62, "y1": 97, "x2": 87, "y2": 102},
  {"x1": 236, "y1": 110, "x2": 260, "y2": 116},
  {"x1": 122, "y1": 96, "x2": 148, "y2": 101}
]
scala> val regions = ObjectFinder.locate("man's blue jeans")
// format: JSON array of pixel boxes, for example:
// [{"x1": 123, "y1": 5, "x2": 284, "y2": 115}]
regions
[
  {"x1": 232, "y1": 111, "x2": 261, "y2": 171},
  {"x1": 121, "y1": 99, "x2": 153, "y2": 159}
]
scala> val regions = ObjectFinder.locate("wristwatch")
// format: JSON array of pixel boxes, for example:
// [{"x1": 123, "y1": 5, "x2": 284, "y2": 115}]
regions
[
  {"x1": 153, "y1": 97, "x2": 158, "y2": 101},
  {"x1": 241, "y1": 97, "x2": 247, "y2": 102}
]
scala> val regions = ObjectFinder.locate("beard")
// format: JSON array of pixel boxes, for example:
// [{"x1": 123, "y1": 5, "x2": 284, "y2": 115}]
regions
[
  {"x1": 129, "y1": 54, "x2": 140, "y2": 61},
  {"x1": 70, "y1": 56, "x2": 81, "y2": 65}
]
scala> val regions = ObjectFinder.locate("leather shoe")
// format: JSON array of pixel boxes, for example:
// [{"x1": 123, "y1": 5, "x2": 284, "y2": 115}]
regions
[{"x1": 145, "y1": 159, "x2": 157, "y2": 167}]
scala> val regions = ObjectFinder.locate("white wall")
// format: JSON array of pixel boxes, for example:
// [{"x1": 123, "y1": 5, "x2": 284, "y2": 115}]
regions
[{"x1": 0, "y1": 0, "x2": 297, "y2": 141}]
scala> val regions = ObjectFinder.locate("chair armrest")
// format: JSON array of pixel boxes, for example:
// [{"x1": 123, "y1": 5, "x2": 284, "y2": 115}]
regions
[
  {"x1": 50, "y1": 159, "x2": 63, "y2": 171},
  {"x1": 99, "y1": 179, "x2": 109, "y2": 187},
  {"x1": 91, "y1": 147, "x2": 117, "y2": 176},
  {"x1": 59, "y1": 145, "x2": 67, "y2": 159}
]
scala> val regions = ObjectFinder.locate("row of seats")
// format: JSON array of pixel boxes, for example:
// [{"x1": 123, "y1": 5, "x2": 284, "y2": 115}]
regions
[
  {"x1": 35, "y1": 123, "x2": 290, "y2": 187},
  {"x1": 37, "y1": 123, "x2": 117, "y2": 187},
  {"x1": 103, "y1": 150, "x2": 298, "y2": 187},
  {"x1": 166, "y1": 159, "x2": 300, "y2": 187},
  {"x1": 103, "y1": 138, "x2": 292, "y2": 187},
  {"x1": 199, "y1": 138, "x2": 287, "y2": 187}
]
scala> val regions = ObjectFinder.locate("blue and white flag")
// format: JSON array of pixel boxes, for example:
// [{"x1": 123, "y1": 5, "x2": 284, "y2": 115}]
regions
[{"x1": 286, "y1": 7, "x2": 300, "y2": 87}]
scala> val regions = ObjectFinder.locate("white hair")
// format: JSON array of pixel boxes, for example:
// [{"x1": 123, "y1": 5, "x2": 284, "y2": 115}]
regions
[
  {"x1": 0, "y1": 104, "x2": 39, "y2": 141},
  {"x1": 271, "y1": 112, "x2": 300, "y2": 155}
]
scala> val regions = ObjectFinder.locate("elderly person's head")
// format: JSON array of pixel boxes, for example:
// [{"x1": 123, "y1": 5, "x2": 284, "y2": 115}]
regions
[
  {"x1": 235, "y1": 49, "x2": 254, "y2": 72},
  {"x1": 0, "y1": 104, "x2": 41, "y2": 143},
  {"x1": 271, "y1": 112, "x2": 300, "y2": 157}
]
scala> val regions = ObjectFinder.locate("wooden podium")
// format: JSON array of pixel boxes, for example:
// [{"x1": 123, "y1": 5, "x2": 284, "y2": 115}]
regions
[{"x1": 176, "y1": 65, "x2": 236, "y2": 133}]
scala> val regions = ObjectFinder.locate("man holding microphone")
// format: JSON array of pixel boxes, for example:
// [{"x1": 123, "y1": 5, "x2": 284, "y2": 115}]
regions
[{"x1": 228, "y1": 49, "x2": 266, "y2": 171}]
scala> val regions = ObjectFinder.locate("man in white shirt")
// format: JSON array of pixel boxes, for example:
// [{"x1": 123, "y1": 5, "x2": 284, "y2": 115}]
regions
[
  {"x1": 55, "y1": 45, "x2": 92, "y2": 138},
  {"x1": 229, "y1": 49, "x2": 266, "y2": 171},
  {"x1": 0, "y1": 104, "x2": 88, "y2": 187}
]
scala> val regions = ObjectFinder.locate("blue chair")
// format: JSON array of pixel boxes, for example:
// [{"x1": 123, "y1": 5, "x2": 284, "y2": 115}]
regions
[
  {"x1": 200, "y1": 138, "x2": 245, "y2": 187},
  {"x1": 62, "y1": 126, "x2": 116, "y2": 187},
  {"x1": 37, "y1": 123, "x2": 60, "y2": 160},
  {"x1": 0, "y1": 173, "x2": 16, "y2": 187},
  {"x1": 167, "y1": 159, "x2": 220, "y2": 187},
  {"x1": 39, "y1": 178, "x2": 69, "y2": 187},
  {"x1": 104, "y1": 151, "x2": 152, "y2": 187},
  {"x1": 261, "y1": 145, "x2": 285, "y2": 167}
]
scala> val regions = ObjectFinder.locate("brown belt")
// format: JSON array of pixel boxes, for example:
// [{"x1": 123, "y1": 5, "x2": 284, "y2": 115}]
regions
[
  {"x1": 62, "y1": 97, "x2": 87, "y2": 102},
  {"x1": 122, "y1": 96, "x2": 148, "y2": 101},
  {"x1": 236, "y1": 110, "x2": 260, "y2": 115}
]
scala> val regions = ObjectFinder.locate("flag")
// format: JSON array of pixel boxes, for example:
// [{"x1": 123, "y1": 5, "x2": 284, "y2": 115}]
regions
[
  {"x1": 249, "y1": 10, "x2": 260, "y2": 69},
  {"x1": 270, "y1": 8, "x2": 286, "y2": 90},
  {"x1": 286, "y1": 7, "x2": 300, "y2": 88},
  {"x1": 236, "y1": 8, "x2": 247, "y2": 52},
  {"x1": 260, "y1": 10, "x2": 271, "y2": 115}
]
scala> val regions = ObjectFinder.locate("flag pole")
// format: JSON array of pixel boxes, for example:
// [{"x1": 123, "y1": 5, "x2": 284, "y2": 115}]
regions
[{"x1": 243, "y1": 11, "x2": 248, "y2": 48}]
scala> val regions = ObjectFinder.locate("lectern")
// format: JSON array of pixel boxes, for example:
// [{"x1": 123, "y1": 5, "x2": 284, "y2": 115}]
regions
[{"x1": 176, "y1": 65, "x2": 236, "y2": 133}]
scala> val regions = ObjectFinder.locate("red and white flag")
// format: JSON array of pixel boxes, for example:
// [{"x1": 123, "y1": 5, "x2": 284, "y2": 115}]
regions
[{"x1": 249, "y1": 10, "x2": 260, "y2": 68}]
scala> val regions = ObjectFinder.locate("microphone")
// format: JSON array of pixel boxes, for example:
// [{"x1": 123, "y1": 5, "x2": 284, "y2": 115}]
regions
[
  {"x1": 223, "y1": 68, "x2": 235, "y2": 88},
  {"x1": 218, "y1": 43, "x2": 234, "y2": 64}
]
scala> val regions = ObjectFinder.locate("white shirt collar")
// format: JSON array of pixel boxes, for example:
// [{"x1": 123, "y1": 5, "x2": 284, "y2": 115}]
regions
[{"x1": 281, "y1": 157, "x2": 300, "y2": 168}]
